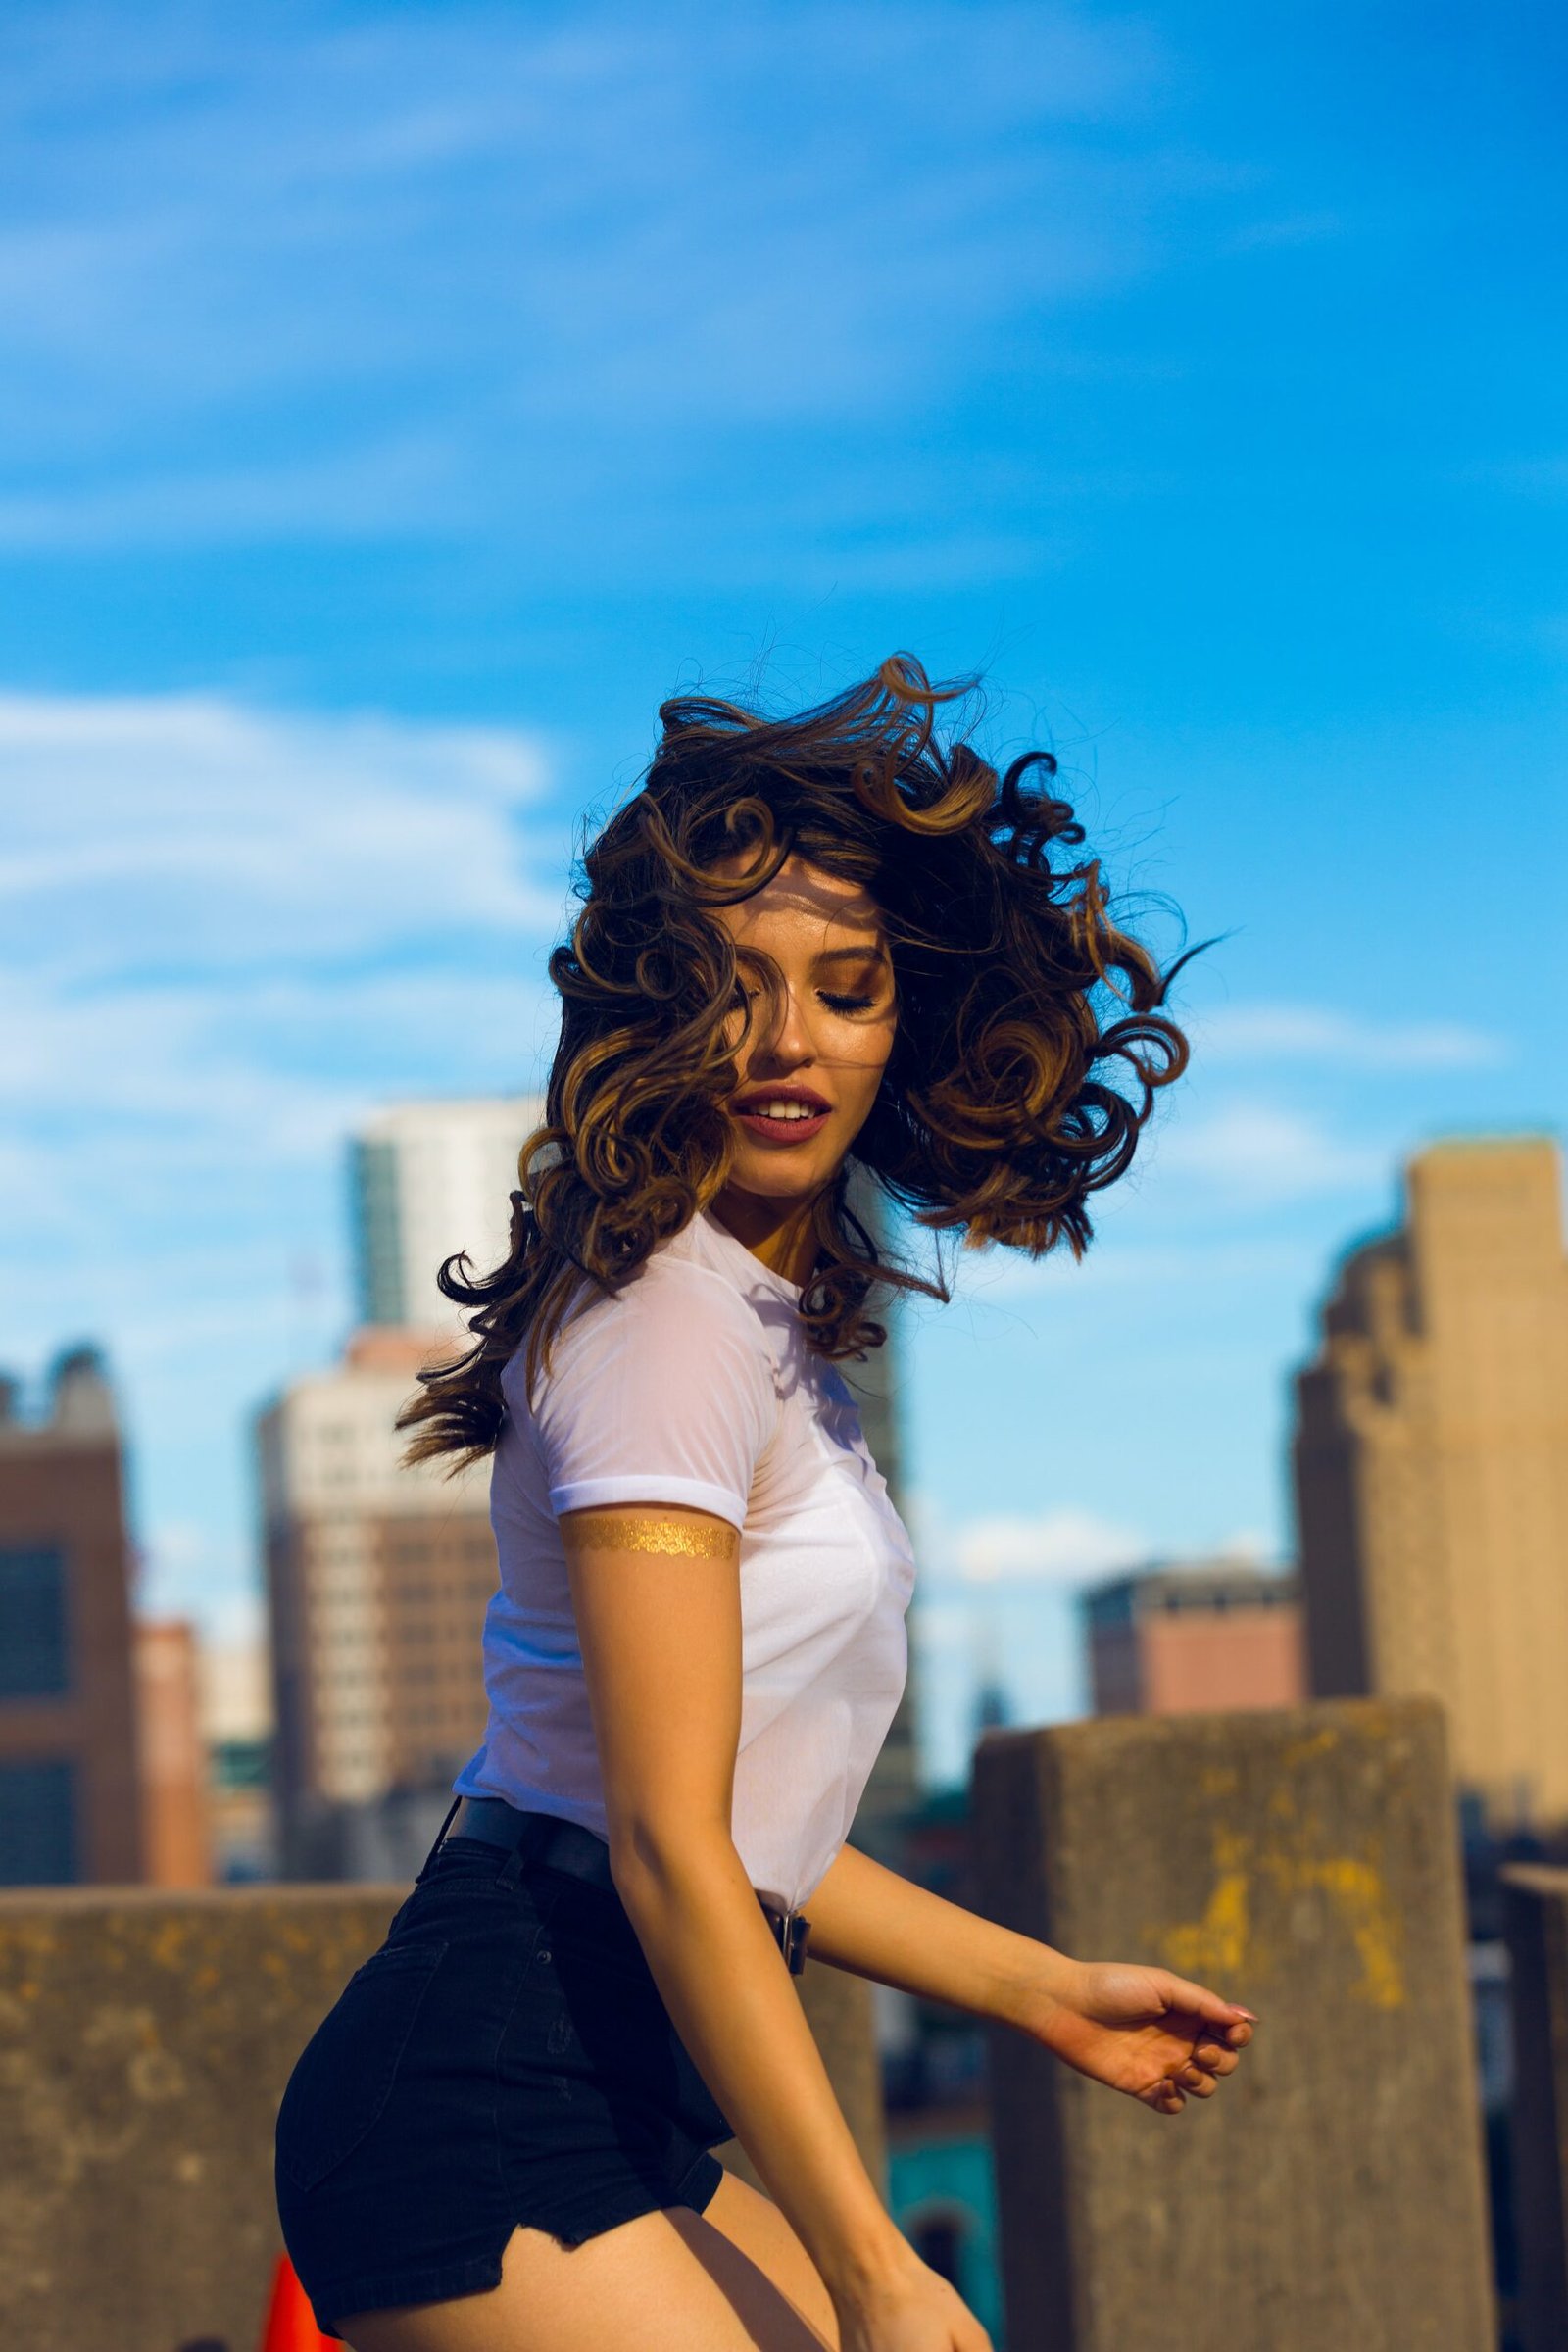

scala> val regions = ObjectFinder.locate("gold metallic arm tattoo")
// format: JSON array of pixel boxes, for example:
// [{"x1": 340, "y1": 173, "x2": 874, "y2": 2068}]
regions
[{"x1": 564, "y1": 1510, "x2": 740, "y2": 1559}]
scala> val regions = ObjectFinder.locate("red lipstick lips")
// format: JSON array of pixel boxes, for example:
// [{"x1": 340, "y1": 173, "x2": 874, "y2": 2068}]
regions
[{"x1": 732, "y1": 1085, "x2": 831, "y2": 1147}]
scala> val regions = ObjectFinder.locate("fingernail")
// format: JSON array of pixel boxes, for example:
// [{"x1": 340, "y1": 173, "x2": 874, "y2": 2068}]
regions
[{"x1": 1235, "y1": 2008, "x2": 1257, "y2": 2022}]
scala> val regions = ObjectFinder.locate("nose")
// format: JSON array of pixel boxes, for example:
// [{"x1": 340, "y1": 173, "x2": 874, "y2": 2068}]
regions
[{"x1": 748, "y1": 977, "x2": 815, "y2": 1073}]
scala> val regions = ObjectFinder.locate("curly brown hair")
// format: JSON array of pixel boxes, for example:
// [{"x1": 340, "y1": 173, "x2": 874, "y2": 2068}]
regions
[{"x1": 399, "y1": 656, "x2": 1194, "y2": 1470}]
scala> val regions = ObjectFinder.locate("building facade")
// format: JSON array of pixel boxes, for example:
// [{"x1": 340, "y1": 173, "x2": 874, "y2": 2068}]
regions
[
  {"x1": 1084, "y1": 1559, "x2": 1305, "y2": 1718},
  {"x1": 1294, "y1": 1136, "x2": 1568, "y2": 1829},
  {"x1": 260, "y1": 1328, "x2": 496, "y2": 1870},
  {"x1": 351, "y1": 1096, "x2": 545, "y2": 1332},
  {"x1": 198, "y1": 1619, "x2": 277, "y2": 1881},
  {"x1": 841, "y1": 1339, "x2": 921, "y2": 1838},
  {"x1": 134, "y1": 1617, "x2": 213, "y2": 1887},
  {"x1": 840, "y1": 1161, "x2": 923, "y2": 1839},
  {"x1": 263, "y1": 1097, "x2": 549, "y2": 1873},
  {"x1": 0, "y1": 1348, "x2": 143, "y2": 1884}
]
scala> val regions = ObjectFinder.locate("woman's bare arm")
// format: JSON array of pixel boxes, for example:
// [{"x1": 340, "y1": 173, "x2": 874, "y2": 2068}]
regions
[
  {"x1": 804, "y1": 1835, "x2": 1256, "y2": 2114},
  {"x1": 561, "y1": 1503, "x2": 990, "y2": 2346},
  {"x1": 796, "y1": 1838, "x2": 1071, "y2": 2031}
]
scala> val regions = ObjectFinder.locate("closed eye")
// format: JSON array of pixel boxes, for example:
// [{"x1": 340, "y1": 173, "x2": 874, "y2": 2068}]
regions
[{"x1": 820, "y1": 992, "x2": 879, "y2": 1012}]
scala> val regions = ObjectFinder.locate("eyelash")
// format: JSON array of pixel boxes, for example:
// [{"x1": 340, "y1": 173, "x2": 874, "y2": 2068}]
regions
[{"x1": 736, "y1": 986, "x2": 880, "y2": 1010}]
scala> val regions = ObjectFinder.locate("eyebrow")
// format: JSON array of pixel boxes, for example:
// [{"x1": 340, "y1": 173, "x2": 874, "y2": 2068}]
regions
[{"x1": 812, "y1": 945, "x2": 890, "y2": 968}]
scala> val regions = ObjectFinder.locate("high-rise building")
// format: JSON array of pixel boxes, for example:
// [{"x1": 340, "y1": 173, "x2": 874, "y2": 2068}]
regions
[
  {"x1": 1083, "y1": 1559, "x2": 1305, "y2": 1718},
  {"x1": 1294, "y1": 1136, "x2": 1568, "y2": 1830},
  {"x1": 134, "y1": 1617, "x2": 213, "y2": 1887},
  {"x1": 351, "y1": 1097, "x2": 545, "y2": 1332},
  {"x1": 259, "y1": 1328, "x2": 496, "y2": 1871},
  {"x1": 265, "y1": 1093, "x2": 544, "y2": 1875},
  {"x1": 0, "y1": 1348, "x2": 143, "y2": 1884},
  {"x1": 840, "y1": 1162, "x2": 924, "y2": 1838},
  {"x1": 198, "y1": 1619, "x2": 276, "y2": 1883}
]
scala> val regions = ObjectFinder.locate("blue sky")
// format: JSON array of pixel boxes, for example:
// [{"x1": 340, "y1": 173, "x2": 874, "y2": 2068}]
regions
[{"x1": 4, "y1": 0, "x2": 1564, "y2": 1784}]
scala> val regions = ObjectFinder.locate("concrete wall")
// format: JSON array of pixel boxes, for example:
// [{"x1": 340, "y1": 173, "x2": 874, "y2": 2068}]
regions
[
  {"x1": 1502, "y1": 1863, "x2": 1568, "y2": 2352},
  {"x1": 0, "y1": 1885, "x2": 884, "y2": 2352},
  {"x1": 971, "y1": 1695, "x2": 1494, "y2": 2352}
]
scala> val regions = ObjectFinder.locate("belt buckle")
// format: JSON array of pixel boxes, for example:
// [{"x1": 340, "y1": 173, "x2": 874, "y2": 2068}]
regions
[{"x1": 761, "y1": 1898, "x2": 810, "y2": 1976}]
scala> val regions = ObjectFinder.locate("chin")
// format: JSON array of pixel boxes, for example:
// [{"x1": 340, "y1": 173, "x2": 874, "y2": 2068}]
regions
[{"x1": 729, "y1": 1149, "x2": 836, "y2": 1200}]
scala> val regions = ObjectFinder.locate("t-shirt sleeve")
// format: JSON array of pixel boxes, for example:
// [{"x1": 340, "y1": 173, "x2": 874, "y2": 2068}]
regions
[{"x1": 530, "y1": 1264, "x2": 778, "y2": 1531}]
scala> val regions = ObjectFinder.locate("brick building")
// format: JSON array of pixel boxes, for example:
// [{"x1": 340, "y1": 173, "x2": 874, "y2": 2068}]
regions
[
  {"x1": 0, "y1": 1348, "x2": 143, "y2": 1883},
  {"x1": 1083, "y1": 1558, "x2": 1304, "y2": 1718},
  {"x1": 259, "y1": 1328, "x2": 495, "y2": 1872}
]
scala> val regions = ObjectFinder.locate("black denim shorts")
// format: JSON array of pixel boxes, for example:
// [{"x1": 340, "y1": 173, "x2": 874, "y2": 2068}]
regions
[{"x1": 273, "y1": 1833, "x2": 733, "y2": 2338}]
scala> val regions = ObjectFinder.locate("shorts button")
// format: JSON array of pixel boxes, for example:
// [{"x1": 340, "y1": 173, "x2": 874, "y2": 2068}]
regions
[{"x1": 536, "y1": 1946, "x2": 552, "y2": 1965}]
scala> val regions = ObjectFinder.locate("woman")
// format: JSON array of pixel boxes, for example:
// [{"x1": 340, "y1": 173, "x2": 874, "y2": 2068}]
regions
[{"x1": 274, "y1": 659, "x2": 1255, "y2": 2352}]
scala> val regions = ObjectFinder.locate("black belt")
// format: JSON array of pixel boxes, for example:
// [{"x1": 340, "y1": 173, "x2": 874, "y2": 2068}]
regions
[{"x1": 448, "y1": 1795, "x2": 812, "y2": 1976}]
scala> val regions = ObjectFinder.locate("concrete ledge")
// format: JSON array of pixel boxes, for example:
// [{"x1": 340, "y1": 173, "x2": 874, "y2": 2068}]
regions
[
  {"x1": 972, "y1": 1696, "x2": 1494, "y2": 2352},
  {"x1": 0, "y1": 1885, "x2": 884, "y2": 2352},
  {"x1": 0, "y1": 1885, "x2": 400, "y2": 2352}
]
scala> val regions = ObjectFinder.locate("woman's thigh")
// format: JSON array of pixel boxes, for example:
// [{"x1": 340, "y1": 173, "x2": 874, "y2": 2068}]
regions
[
  {"x1": 700, "y1": 2169, "x2": 839, "y2": 2347},
  {"x1": 337, "y1": 2177, "x2": 837, "y2": 2352}
]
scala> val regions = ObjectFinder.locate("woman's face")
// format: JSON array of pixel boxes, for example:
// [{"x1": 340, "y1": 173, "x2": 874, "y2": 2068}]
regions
[{"x1": 710, "y1": 851, "x2": 898, "y2": 1209}]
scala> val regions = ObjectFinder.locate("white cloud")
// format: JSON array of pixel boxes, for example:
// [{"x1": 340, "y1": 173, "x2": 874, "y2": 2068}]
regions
[
  {"x1": 1, "y1": 689, "x2": 563, "y2": 1507},
  {"x1": 908, "y1": 1492, "x2": 1148, "y2": 1591},
  {"x1": 0, "y1": 688, "x2": 559, "y2": 980},
  {"x1": 0, "y1": 434, "x2": 471, "y2": 552},
  {"x1": 1194, "y1": 1003, "x2": 1506, "y2": 1072},
  {"x1": 1, "y1": 687, "x2": 564, "y2": 1298},
  {"x1": 1212, "y1": 1527, "x2": 1278, "y2": 1566},
  {"x1": 0, "y1": 1, "x2": 1183, "y2": 573},
  {"x1": 0, "y1": 965, "x2": 557, "y2": 1186},
  {"x1": 1153, "y1": 1102, "x2": 1388, "y2": 1203},
  {"x1": 956, "y1": 1505, "x2": 1147, "y2": 1588}
]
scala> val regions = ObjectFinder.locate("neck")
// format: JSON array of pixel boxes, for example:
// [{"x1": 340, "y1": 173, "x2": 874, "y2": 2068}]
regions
[{"x1": 709, "y1": 1184, "x2": 822, "y2": 1288}]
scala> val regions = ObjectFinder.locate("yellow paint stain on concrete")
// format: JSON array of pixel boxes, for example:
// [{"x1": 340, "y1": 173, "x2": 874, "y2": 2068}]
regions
[
  {"x1": 0, "y1": 1921, "x2": 59, "y2": 1968},
  {"x1": 1263, "y1": 1851, "x2": 1406, "y2": 2008},
  {"x1": 1153, "y1": 1830, "x2": 1252, "y2": 1980},
  {"x1": 1149, "y1": 1819, "x2": 1406, "y2": 2008},
  {"x1": 148, "y1": 1918, "x2": 192, "y2": 1971}
]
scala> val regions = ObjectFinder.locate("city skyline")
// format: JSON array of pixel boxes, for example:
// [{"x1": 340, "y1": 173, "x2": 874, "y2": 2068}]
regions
[{"x1": 5, "y1": 0, "x2": 1563, "y2": 1768}]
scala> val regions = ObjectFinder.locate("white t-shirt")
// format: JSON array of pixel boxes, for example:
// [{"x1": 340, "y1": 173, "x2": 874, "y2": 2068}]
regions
[{"x1": 454, "y1": 1203, "x2": 915, "y2": 1910}]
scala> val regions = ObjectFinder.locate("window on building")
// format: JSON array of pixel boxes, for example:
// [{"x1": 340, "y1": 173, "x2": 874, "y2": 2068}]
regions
[
  {"x1": 211, "y1": 1737, "x2": 271, "y2": 1793},
  {"x1": 0, "y1": 1759, "x2": 78, "y2": 1884},
  {"x1": 0, "y1": 1545, "x2": 71, "y2": 1698}
]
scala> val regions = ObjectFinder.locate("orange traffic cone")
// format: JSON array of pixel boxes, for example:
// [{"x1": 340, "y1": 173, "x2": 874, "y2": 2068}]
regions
[{"x1": 258, "y1": 2252, "x2": 337, "y2": 2351}]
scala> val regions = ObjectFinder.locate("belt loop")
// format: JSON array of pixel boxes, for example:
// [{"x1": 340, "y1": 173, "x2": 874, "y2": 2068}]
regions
[{"x1": 416, "y1": 1793, "x2": 464, "y2": 1884}]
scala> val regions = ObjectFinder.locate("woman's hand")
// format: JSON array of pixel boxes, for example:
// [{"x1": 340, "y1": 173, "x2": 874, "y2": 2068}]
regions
[
  {"x1": 831, "y1": 2239, "x2": 994, "y2": 2352},
  {"x1": 1026, "y1": 1958, "x2": 1256, "y2": 2114}
]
